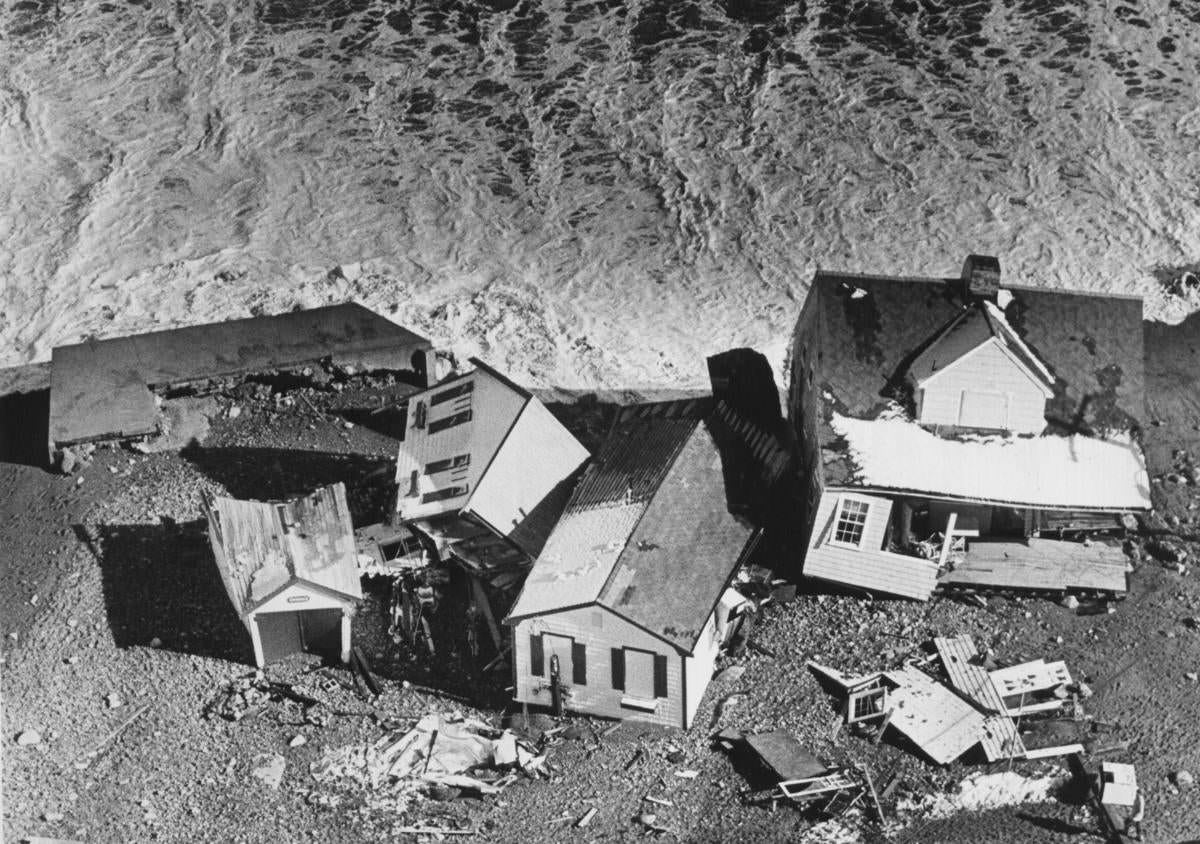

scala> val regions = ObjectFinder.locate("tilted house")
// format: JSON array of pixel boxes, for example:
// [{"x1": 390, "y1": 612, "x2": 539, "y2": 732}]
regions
[
  {"x1": 789, "y1": 255, "x2": 1151, "y2": 600},
  {"x1": 393, "y1": 358, "x2": 590, "y2": 558},
  {"x1": 504, "y1": 399, "x2": 762, "y2": 729},
  {"x1": 202, "y1": 482, "x2": 363, "y2": 667}
]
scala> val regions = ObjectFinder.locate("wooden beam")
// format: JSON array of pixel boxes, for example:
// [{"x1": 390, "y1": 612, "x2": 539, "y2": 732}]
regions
[{"x1": 470, "y1": 574, "x2": 503, "y2": 652}]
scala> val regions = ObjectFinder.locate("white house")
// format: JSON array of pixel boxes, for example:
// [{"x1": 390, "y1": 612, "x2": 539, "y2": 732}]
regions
[
  {"x1": 202, "y1": 483, "x2": 363, "y2": 667},
  {"x1": 789, "y1": 255, "x2": 1149, "y2": 600},
  {"x1": 504, "y1": 399, "x2": 761, "y2": 729},
  {"x1": 393, "y1": 359, "x2": 589, "y2": 557}
]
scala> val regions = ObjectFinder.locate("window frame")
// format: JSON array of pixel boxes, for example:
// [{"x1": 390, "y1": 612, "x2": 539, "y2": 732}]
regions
[{"x1": 828, "y1": 494, "x2": 872, "y2": 550}]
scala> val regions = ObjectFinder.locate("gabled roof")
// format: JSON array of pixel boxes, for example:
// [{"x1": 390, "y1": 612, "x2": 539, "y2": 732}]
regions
[
  {"x1": 807, "y1": 270, "x2": 1146, "y2": 489},
  {"x1": 908, "y1": 301, "x2": 1054, "y2": 394},
  {"x1": 505, "y1": 399, "x2": 760, "y2": 653},
  {"x1": 202, "y1": 482, "x2": 363, "y2": 617}
]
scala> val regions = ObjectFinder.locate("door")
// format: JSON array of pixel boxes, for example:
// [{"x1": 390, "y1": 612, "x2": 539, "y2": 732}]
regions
[
  {"x1": 958, "y1": 390, "x2": 1009, "y2": 429},
  {"x1": 543, "y1": 634, "x2": 574, "y2": 686},
  {"x1": 256, "y1": 612, "x2": 304, "y2": 664},
  {"x1": 298, "y1": 609, "x2": 342, "y2": 659}
]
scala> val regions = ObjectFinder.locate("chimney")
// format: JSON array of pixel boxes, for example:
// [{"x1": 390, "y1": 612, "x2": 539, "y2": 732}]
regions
[{"x1": 961, "y1": 254, "x2": 1001, "y2": 298}]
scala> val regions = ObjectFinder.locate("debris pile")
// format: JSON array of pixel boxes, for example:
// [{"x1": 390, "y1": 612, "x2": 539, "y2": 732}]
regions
[
  {"x1": 311, "y1": 713, "x2": 548, "y2": 809},
  {"x1": 808, "y1": 634, "x2": 1088, "y2": 766}
]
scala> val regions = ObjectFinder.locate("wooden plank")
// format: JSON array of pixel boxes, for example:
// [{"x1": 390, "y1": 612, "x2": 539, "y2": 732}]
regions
[
  {"x1": 940, "y1": 539, "x2": 1127, "y2": 594},
  {"x1": 882, "y1": 667, "x2": 987, "y2": 765},
  {"x1": 469, "y1": 574, "x2": 504, "y2": 652},
  {"x1": 932, "y1": 635, "x2": 1025, "y2": 761},
  {"x1": 744, "y1": 731, "x2": 827, "y2": 782}
]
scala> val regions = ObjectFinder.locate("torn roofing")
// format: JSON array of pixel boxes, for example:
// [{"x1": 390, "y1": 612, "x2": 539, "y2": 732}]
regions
[
  {"x1": 908, "y1": 301, "x2": 1054, "y2": 391},
  {"x1": 202, "y1": 482, "x2": 363, "y2": 617},
  {"x1": 505, "y1": 398, "x2": 760, "y2": 653},
  {"x1": 809, "y1": 271, "x2": 1145, "y2": 446}
]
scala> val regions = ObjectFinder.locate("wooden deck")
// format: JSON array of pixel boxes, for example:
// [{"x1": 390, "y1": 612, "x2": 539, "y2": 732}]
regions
[
  {"x1": 938, "y1": 538, "x2": 1128, "y2": 594},
  {"x1": 933, "y1": 635, "x2": 1025, "y2": 761}
]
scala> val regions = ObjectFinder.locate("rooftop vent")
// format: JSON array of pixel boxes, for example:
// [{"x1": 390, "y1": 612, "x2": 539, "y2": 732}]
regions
[{"x1": 961, "y1": 254, "x2": 1001, "y2": 298}]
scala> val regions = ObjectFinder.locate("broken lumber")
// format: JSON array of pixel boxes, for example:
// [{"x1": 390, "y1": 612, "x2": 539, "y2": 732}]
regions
[
  {"x1": 576, "y1": 807, "x2": 598, "y2": 828},
  {"x1": 76, "y1": 703, "x2": 151, "y2": 769},
  {"x1": 469, "y1": 575, "x2": 504, "y2": 652},
  {"x1": 351, "y1": 647, "x2": 382, "y2": 698},
  {"x1": 855, "y1": 763, "x2": 885, "y2": 824}
]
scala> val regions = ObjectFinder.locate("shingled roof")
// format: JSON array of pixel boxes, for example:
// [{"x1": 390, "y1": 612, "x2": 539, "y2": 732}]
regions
[
  {"x1": 505, "y1": 399, "x2": 760, "y2": 653},
  {"x1": 810, "y1": 271, "x2": 1145, "y2": 486}
]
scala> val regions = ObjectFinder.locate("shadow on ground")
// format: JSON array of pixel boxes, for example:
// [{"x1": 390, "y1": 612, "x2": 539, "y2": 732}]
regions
[
  {"x1": 180, "y1": 444, "x2": 395, "y2": 523},
  {"x1": 76, "y1": 518, "x2": 253, "y2": 663},
  {"x1": 0, "y1": 389, "x2": 49, "y2": 468}
]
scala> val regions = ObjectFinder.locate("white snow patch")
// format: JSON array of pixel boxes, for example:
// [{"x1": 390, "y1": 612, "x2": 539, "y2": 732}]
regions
[
  {"x1": 897, "y1": 769, "x2": 1068, "y2": 821},
  {"x1": 832, "y1": 413, "x2": 1151, "y2": 510}
]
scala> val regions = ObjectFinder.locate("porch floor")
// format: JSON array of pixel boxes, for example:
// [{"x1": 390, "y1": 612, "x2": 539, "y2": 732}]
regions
[{"x1": 938, "y1": 538, "x2": 1128, "y2": 594}]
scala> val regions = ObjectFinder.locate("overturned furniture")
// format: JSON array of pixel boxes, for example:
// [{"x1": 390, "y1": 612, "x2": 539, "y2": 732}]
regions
[
  {"x1": 790, "y1": 256, "x2": 1148, "y2": 601},
  {"x1": 203, "y1": 482, "x2": 363, "y2": 667},
  {"x1": 48, "y1": 302, "x2": 432, "y2": 463},
  {"x1": 718, "y1": 730, "x2": 864, "y2": 815}
]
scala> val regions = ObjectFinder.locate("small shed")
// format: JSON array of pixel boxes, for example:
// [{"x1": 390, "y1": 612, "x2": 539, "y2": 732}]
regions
[{"x1": 202, "y1": 483, "x2": 363, "y2": 667}]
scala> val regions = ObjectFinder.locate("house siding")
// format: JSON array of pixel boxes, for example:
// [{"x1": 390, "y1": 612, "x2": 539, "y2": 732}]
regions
[
  {"x1": 802, "y1": 489, "x2": 938, "y2": 600},
  {"x1": 511, "y1": 607, "x2": 687, "y2": 728},
  {"x1": 394, "y1": 370, "x2": 528, "y2": 521},
  {"x1": 918, "y1": 341, "x2": 1047, "y2": 434},
  {"x1": 683, "y1": 612, "x2": 721, "y2": 728}
]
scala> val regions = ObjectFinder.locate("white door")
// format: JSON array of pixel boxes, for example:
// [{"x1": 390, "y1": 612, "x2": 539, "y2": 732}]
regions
[
  {"x1": 958, "y1": 390, "x2": 1009, "y2": 429},
  {"x1": 625, "y1": 649, "x2": 655, "y2": 700}
]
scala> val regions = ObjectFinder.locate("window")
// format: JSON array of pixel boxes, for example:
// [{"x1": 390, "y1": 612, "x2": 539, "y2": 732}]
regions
[
  {"x1": 831, "y1": 496, "x2": 870, "y2": 548},
  {"x1": 430, "y1": 380, "x2": 474, "y2": 406},
  {"x1": 958, "y1": 390, "x2": 1009, "y2": 430},
  {"x1": 421, "y1": 484, "x2": 468, "y2": 504},
  {"x1": 428, "y1": 409, "x2": 472, "y2": 434},
  {"x1": 614, "y1": 648, "x2": 667, "y2": 709},
  {"x1": 847, "y1": 686, "x2": 888, "y2": 724},
  {"x1": 412, "y1": 400, "x2": 427, "y2": 429},
  {"x1": 425, "y1": 454, "x2": 470, "y2": 474}
]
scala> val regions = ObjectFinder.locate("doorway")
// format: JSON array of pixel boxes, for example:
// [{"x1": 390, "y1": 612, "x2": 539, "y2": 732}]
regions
[{"x1": 255, "y1": 609, "x2": 342, "y2": 664}]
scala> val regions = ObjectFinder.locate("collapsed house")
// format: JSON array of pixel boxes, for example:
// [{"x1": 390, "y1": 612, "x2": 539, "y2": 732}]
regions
[
  {"x1": 504, "y1": 398, "x2": 766, "y2": 729},
  {"x1": 810, "y1": 634, "x2": 1086, "y2": 766},
  {"x1": 383, "y1": 359, "x2": 591, "y2": 650},
  {"x1": 789, "y1": 255, "x2": 1150, "y2": 600},
  {"x1": 48, "y1": 303, "x2": 432, "y2": 463},
  {"x1": 202, "y1": 482, "x2": 363, "y2": 667}
]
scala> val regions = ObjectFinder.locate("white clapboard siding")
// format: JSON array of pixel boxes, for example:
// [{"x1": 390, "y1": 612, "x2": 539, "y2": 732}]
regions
[
  {"x1": 512, "y1": 606, "x2": 693, "y2": 729},
  {"x1": 684, "y1": 612, "x2": 721, "y2": 728},
  {"x1": 395, "y1": 370, "x2": 527, "y2": 521},
  {"x1": 802, "y1": 489, "x2": 938, "y2": 600},
  {"x1": 918, "y1": 341, "x2": 1047, "y2": 434},
  {"x1": 464, "y1": 398, "x2": 590, "y2": 540}
]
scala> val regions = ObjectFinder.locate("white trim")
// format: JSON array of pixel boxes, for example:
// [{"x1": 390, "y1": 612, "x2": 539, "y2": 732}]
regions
[
  {"x1": 827, "y1": 493, "x2": 873, "y2": 550},
  {"x1": 620, "y1": 696, "x2": 660, "y2": 712}
]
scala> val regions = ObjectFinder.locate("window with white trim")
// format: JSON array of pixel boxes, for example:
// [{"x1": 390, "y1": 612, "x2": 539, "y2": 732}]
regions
[{"x1": 831, "y1": 496, "x2": 870, "y2": 548}]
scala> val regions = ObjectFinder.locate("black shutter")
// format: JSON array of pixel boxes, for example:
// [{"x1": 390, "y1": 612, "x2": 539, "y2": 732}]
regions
[
  {"x1": 530, "y1": 635, "x2": 544, "y2": 677},
  {"x1": 572, "y1": 642, "x2": 587, "y2": 685},
  {"x1": 610, "y1": 648, "x2": 625, "y2": 691},
  {"x1": 653, "y1": 654, "x2": 668, "y2": 698}
]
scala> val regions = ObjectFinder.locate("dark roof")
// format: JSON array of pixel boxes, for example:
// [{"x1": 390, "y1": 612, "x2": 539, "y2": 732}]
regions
[
  {"x1": 808, "y1": 272, "x2": 1145, "y2": 484},
  {"x1": 506, "y1": 398, "x2": 760, "y2": 652}
]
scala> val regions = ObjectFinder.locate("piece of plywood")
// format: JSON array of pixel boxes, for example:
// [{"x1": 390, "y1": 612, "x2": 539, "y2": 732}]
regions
[
  {"x1": 744, "y1": 731, "x2": 828, "y2": 783},
  {"x1": 933, "y1": 635, "x2": 1025, "y2": 761},
  {"x1": 882, "y1": 666, "x2": 987, "y2": 765},
  {"x1": 940, "y1": 539, "x2": 1128, "y2": 594}
]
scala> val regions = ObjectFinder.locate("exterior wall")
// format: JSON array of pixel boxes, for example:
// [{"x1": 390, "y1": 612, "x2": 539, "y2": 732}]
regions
[
  {"x1": 511, "y1": 606, "x2": 686, "y2": 729},
  {"x1": 464, "y1": 398, "x2": 589, "y2": 544},
  {"x1": 802, "y1": 489, "x2": 938, "y2": 600},
  {"x1": 788, "y1": 282, "x2": 827, "y2": 555},
  {"x1": 252, "y1": 581, "x2": 351, "y2": 615},
  {"x1": 394, "y1": 370, "x2": 528, "y2": 522},
  {"x1": 917, "y1": 341, "x2": 1047, "y2": 434},
  {"x1": 683, "y1": 611, "x2": 721, "y2": 728}
]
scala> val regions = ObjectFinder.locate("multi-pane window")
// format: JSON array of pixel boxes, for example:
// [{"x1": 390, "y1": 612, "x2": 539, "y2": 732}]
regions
[
  {"x1": 832, "y1": 497, "x2": 870, "y2": 547},
  {"x1": 425, "y1": 454, "x2": 470, "y2": 474},
  {"x1": 421, "y1": 484, "x2": 469, "y2": 504},
  {"x1": 428, "y1": 409, "x2": 472, "y2": 434}
]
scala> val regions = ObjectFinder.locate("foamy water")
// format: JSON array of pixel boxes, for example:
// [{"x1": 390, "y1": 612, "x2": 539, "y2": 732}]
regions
[{"x1": 3, "y1": 0, "x2": 1200, "y2": 390}]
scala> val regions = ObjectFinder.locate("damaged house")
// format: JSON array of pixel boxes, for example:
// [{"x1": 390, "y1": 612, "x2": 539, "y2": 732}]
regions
[
  {"x1": 789, "y1": 255, "x2": 1151, "y2": 600},
  {"x1": 387, "y1": 359, "x2": 591, "y2": 646},
  {"x1": 504, "y1": 397, "x2": 768, "y2": 729},
  {"x1": 202, "y1": 482, "x2": 363, "y2": 667}
]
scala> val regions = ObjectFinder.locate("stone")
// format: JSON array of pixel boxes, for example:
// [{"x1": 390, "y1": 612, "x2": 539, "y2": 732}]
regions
[
  {"x1": 105, "y1": 692, "x2": 124, "y2": 709},
  {"x1": 1061, "y1": 595, "x2": 1080, "y2": 610},
  {"x1": 289, "y1": 734, "x2": 307, "y2": 748},
  {"x1": 714, "y1": 665, "x2": 747, "y2": 684},
  {"x1": 251, "y1": 753, "x2": 286, "y2": 790},
  {"x1": 16, "y1": 730, "x2": 41, "y2": 746},
  {"x1": 227, "y1": 405, "x2": 242, "y2": 420},
  {"x1": 1173, "y1": 770, "x2": 1194, "y2": 789},
  {"x1": 42, "y1": 811, "x2": 65, "y2": 822},
  {"x1": 149, "y1": 637, "x2": 162, "y2": 648},
  {"x1": 1186, "y1": 672, "x2": 1198, "y2": 683}
]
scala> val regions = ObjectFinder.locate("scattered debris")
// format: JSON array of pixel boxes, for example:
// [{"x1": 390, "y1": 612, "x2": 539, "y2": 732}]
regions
[
  {"x1": 1174, "y1": 769, "x2": 1195, "y2": 789},
  {"x1": 104, "y1": 692, "x2": 124, "y2": 709},
  {"x1": 76, "y1": 704, "x2": 151, "y2": 770},
  {"x1": 15, "y1": 729, "x2": 41, "y2": 746},
  {"x1": 289, "y1": 734, "x2": 307, "y2": 748},
  {"x1": 575, "y1": 807, "x2": 598, "y2": 828},
  {"x1": 721, "y1": 730, "x2": 865, "y2": 815}
]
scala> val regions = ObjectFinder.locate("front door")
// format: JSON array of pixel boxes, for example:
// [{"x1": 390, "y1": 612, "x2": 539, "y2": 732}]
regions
[{"x1": 543, "y1": 634, "x2": 574, "y2": 688}]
